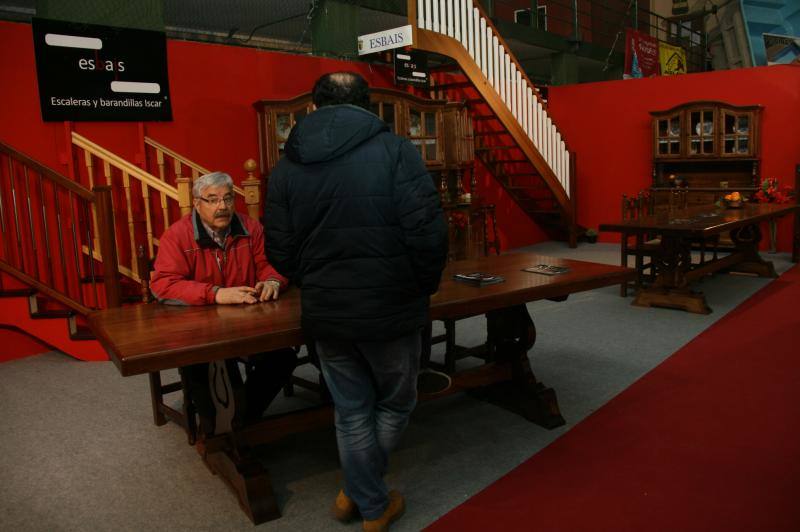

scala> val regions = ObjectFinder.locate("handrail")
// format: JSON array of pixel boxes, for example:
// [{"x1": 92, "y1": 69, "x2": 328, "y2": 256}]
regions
[
  {"x1": 0, "y1": 142, "x2": 94, "y2": 200},
  {"x1": 144, "y1": 135, "x2": 245, "y2": 197},
  {"x1": 0, "y1": 261, "x2": 93, "y2": 315},
  {"x1": 72, "y1": 132, "x2": 179, "y2": 200}
]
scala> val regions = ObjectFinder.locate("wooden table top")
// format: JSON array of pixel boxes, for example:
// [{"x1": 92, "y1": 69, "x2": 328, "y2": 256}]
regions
[
  {"x1": 89, "y1": 252, "x2": 634, "y2": 376},
  {"x1": 600, "y1": 203, "x2": 798, "y2": 236}
]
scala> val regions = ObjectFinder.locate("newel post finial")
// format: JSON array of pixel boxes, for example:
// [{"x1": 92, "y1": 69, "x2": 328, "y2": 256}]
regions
[{"x1": 242, "y1": 158, "x2": 261, "y2": 219}]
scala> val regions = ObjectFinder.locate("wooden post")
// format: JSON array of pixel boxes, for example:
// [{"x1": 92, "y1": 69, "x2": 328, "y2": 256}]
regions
[
  {"x1": 176, "y1": 177, "x2": 192, "y2": 216},
  {"x1": 242, "y1": 159, "x2": 261, "y2": 220},
  {"x1": 93, "y1": 186, "x2": 122, "y2": 308}
]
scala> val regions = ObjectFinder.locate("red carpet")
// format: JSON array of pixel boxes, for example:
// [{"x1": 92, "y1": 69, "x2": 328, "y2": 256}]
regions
[{"x1": 428, "y1": 266, "x2": 800, "y2": 532}]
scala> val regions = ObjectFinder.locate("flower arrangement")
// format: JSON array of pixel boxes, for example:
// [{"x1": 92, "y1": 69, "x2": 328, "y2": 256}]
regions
[{"x1": 753, "y1": 177, "x2": 794, "y2": 204}]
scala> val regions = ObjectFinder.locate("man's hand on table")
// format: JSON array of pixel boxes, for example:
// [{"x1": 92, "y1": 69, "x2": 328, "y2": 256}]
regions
[
  {"x1": 254, "y1": 280, "x2": 281, "y2": 302},
  {"x1": 215, "y1": 286, "x2": 259, "y2": 304}
]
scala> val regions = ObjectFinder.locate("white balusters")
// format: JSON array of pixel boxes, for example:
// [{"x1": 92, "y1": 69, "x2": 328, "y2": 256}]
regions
[
  {"x1": 486, "y1": 27, "x2": 493, "y2": 86},
  {"x1": 418, "y1": 0, "x2": 425, "y2": 28},
  {"x1": 466, "y1": 2, "x2": 474, "y2": 59},
  {"x1": 461, "y1": 0, "x2": 469, "y2": 50},
  {"x1": 432, "y1": 0, "x2": 439, "y2": 33},
  {"x1": 480, "y1": 17, "x2": 487, "y2": 78},
  {"x1": 425, "y1": 0, "x2": 433, "y2": 30},
  {"x1": 473, "y1": 8, "x2": 481, "y2": 70},
  {"x1": 440, "y1": 0, "x2": 447, "y2": 36},
  {"x1": 454, "y1": 0, "x2": 461, "y2": 41},
  {"x1": 447, "y1": 0, "x2": 454, "y2": 38},
  {"x1": 492, "y1": 36, "x2": 499, "y2": 92}
]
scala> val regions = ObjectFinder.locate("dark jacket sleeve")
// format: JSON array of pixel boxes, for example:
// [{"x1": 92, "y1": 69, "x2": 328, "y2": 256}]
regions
[
  {"x1": 393, "y1": 139, "x2": 449, "y2": 294},
  {"x1": 263, "y1": 165, "x2": 298, "y2": 282}
]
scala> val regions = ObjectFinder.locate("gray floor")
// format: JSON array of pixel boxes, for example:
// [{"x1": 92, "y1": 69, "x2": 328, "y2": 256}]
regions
[{"x1": 0, "y1": 243, "x2": 793, "y2": 531}]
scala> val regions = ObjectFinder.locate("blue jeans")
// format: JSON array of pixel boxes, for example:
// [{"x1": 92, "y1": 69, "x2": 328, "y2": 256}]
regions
[{"x1": 316, "y1": 330, "x2": 421, "y2": 520}]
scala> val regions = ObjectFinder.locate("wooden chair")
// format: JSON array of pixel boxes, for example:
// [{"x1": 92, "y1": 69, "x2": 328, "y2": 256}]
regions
[
  {"x1": 620, "y1": 192, "x2": 660, "y2": 296},
  {"x1": 137, "y1": 247, "x2": 200, "y2": 444}
]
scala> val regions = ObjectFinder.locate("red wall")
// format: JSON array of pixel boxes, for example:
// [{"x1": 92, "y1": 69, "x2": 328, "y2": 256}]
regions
[{"x1": 548, "y1": 65, "x2": 800, "y2": 252}]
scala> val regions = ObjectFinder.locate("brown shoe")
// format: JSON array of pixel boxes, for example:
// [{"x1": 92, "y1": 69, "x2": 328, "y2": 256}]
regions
[
  {"x1": 362, "y1": 490, "x2": 405, "y2": 532},
  {"x1": 331, "y1": 489, "x2": 358, "y2": 522}
]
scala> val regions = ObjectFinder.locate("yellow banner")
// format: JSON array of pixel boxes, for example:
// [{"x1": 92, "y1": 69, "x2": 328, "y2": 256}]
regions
[{"x1": 659, "y1": 43, "x2": 687, "y2": 75}]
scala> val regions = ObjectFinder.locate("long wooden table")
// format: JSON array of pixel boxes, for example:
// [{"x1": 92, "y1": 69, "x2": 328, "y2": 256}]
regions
[
  {"x1": 600, "y1": 203, "x2": 800, "y2": 314},
  {"x1": 89, "y1": 252, "x2": 633, "y2": 524}
]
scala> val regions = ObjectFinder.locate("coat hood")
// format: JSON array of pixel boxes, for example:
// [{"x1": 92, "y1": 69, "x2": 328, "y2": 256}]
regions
[{"x1": 285, "y1": 104, "x2": 388, "y2": 164}]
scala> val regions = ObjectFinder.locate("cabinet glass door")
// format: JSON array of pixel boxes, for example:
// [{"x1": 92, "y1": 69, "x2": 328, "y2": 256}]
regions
[
  {"x1": 408, "y1": 107, "x2": 441, "y2": 165},
  {"x1": 721, "y1": 110, "x2": 752, "y2": 157},
  {"x1": 369, "y1": 101, "x2": 399, "y2": 134},
  {"x1": 655, "y1": 113, "x2": 681, "y2": 157},
  {"x1": 688, "y1": 109, "x2": 716, "y2": 156},
  {"x1": 274, "y1": 107, "x2": 310, "y2": 158}
]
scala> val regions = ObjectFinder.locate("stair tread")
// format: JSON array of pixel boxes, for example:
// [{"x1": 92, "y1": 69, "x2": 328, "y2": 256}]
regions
[
  {"x1": 69, "y1": 325, "x2": 95, "y2": 341},
  {"x1": 0, "y1": 288, "x2": 37, "y2": 297},
  {"x1": 31, "y1": 309, "x2": 74, "y2": 319}
]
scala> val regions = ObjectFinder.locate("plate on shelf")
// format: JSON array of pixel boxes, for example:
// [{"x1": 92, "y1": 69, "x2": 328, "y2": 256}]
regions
[{"x1": 695, "y1": 121, "x2": 713, "y2": 135}]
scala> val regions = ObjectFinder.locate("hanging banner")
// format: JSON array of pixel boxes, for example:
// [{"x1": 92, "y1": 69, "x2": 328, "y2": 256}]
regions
[
  {"x1": 659, "y1": 42, "x2": 687, "y2": 75},
  {"x1": 32, "y1": 18, "x2": 172, "y2": 121},
  {"x1": 623, "y1": 28, "x2": 659, "y2": 79}
]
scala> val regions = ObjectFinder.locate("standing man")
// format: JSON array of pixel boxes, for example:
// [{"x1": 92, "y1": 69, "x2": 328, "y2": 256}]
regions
[
  {"x1": 265, "y1": 72, "x2": 448, "y2": 531},
  {"x1": 150, "y1": 171, "x2": 297, "y2": 437}
]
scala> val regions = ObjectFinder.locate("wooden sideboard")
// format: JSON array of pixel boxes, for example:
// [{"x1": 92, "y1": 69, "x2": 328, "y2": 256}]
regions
[{"x1": 650, "y1": 101, "x2": 762, "y2": 209}]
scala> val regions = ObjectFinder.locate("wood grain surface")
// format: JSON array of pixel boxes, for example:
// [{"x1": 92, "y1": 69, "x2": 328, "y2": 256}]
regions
[{"x1": 89, "y1": 252, "x2": 634, "y2": 376}]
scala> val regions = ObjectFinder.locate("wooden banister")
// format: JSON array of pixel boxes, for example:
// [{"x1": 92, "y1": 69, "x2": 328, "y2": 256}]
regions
[
  {"x1": 72, "y1": 132, "x2": 179, "y2": 200},
  {"x1": 144, "y1": 135, "x2": 246, "y2": 197},
  {"x1": 0, "y1": 142, "x2": 93, "y2": 200},
  {"x1": 93, "y1": 186, "x2": 122, "y2": 308}
]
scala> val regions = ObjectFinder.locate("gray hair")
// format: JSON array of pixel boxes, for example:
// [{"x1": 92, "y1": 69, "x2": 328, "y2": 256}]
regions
[{"x1": 192, "y1": 171, "x2": 234, "y2": 198}]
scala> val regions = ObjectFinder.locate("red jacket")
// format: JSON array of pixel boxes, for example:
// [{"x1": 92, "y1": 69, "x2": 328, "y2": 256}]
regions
[{"x1": 150, "y1": 211, "x2": 287, "y2": 305}]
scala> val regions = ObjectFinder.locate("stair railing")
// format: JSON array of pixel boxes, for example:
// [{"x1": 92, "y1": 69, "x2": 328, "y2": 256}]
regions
[
  {"x1": 144, "y1": 136, "x2": 263, "y2": 220},
  {"x1": 71, "y1": 132, "x2": 184, "y2": 282},
  {"x1": 0, "y1": 141, "x2": 121, "y2": 313},
  {"x1": 409, "y1": 0, "x2": 576, "y2": 234}
]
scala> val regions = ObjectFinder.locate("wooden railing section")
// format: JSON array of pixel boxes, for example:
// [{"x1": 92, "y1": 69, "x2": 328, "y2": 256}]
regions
[
  {"x1": 144, "y1": 136, "x2": 262, "y2": 220},
  {"x1": 0, "y1": 141, "x2": 121, "y2": 313},
  {"x1": 72, "y1": 132, "x2": 183, "y2": 282},
  {"x1": 409, "y1": 0, "x2": 575, "y2": 225}
]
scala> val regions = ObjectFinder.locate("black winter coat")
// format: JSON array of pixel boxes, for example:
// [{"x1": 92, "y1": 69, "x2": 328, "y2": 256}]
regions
[{"x1": 264, "y1": 104, "x2": 448, "y2": 341}]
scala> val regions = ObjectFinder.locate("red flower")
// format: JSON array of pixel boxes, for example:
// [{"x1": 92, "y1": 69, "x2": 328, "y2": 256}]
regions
[{"x1": 753, "y1": 178, "x2": 795, "y2": 204}]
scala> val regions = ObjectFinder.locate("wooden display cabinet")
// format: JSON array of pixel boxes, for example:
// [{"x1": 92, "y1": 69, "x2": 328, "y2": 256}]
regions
[{"x1": 650, "y1": 101, "x2": 762, "y2": 209}]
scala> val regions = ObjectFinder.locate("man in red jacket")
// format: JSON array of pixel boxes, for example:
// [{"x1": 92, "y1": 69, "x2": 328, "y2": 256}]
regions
[{"x1": 150, "y1": 171, "x2": 296, "y2": 436}]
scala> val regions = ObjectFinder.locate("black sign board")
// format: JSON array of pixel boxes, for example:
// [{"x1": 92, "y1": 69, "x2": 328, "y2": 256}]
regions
[
  {"x1": 32, "y1": 18, "x2": 172, "y2": 121},
  {"x1": 394, "y1": 50, "x2": 428, "y2": 87}
]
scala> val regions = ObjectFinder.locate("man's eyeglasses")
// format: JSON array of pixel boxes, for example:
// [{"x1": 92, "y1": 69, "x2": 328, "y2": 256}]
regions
[{"x1": 198, "y1": 195, "x2": 235, "y2": 207}]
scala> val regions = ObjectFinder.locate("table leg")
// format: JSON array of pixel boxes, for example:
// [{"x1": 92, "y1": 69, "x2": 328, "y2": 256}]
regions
[
  {"x1": 468, "y1": 305, "x2": 565, "y2": 429},
  {"x1": 633, "y1": 234, "x2": 712, "y2": 314},
  {"x1": 196, "y1": 435, "x2": 281, "y2": 525},
  {"x1": 725, "y1": 223, "x2": 778, "y2": 278}
]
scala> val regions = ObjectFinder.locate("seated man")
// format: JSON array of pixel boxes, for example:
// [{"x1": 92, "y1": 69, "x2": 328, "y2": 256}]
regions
[{"x1": 150, "y1": 171, "x2": 296, "y2": 436}]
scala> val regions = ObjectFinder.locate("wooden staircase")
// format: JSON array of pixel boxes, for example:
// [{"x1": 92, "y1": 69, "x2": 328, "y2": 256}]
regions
[{"x1": 410, "y1": 0, "x2": 579, "y2": 245}]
